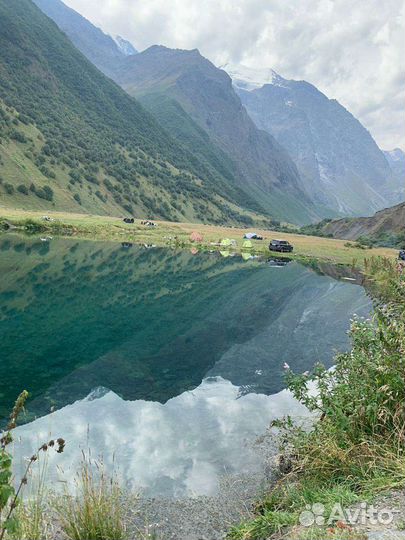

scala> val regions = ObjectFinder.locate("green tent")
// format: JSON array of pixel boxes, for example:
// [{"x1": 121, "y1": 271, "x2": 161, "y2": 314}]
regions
[
  {"x1": 220, "y1": 238, "x2": 232, "y2": 247},
  {"x1": 242, "y1": 240, "x2": 253, "y2": 249}
]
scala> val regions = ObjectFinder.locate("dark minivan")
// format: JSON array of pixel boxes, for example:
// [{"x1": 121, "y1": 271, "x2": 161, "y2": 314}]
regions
[{"x1": 269, "y1": 239, "x2": 294, "y2": 253}]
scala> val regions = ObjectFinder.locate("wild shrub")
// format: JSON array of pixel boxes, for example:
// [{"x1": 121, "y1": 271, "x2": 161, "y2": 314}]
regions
[
  {"x1": 54, "y1": 457, "x2": 129, "y2": 540},
  {"x1": 17, "y1": 185, "x2": 28, "y2": 195},
  {"x1": 3, "y1": 184, "x2": 14, "y2": 195},
  {"x1": 283, "y1": 304, "x2": 405, "y2": 486},
  {"x1": 0, "y1": 392, "x2": 65, "y2": 540}
]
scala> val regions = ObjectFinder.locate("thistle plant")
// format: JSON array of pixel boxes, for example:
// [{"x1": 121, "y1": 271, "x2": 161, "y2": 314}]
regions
[{"x1": 0, "y1": 392, "x2": 65, "y2": 540}]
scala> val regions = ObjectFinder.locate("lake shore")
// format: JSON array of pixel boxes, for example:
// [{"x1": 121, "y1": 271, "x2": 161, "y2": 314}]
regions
[{"x1": 0, "y1": 207, "x2": 397, "y2": 267}]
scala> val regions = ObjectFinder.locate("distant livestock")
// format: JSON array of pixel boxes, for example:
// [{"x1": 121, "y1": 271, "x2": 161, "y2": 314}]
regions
[{"x1": 141, "y1": 220, "x2": 157, "y2": 227}]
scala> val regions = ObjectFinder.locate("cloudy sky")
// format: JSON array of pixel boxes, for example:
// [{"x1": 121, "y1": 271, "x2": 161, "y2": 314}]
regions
[{"x1": 63, "y1": 0, "x2": 405, "y2": 151}]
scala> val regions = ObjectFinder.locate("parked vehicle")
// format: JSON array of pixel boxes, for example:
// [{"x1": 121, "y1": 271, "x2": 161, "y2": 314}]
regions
[
  {"x1": 123, "y1": 218, "x2": 134, "y2": 224},
  {"x1": 267, "y1": 257, "x2": 292, "y2": 267},
  {"x1": 244, "y1": 232, "x2": 263, "y2": 240},
  {"x1": 269, "y1": 239, "x2": 293, "y2": 253}
]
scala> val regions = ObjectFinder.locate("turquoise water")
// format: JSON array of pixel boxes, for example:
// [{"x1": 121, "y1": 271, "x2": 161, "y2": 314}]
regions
[
  {"x1": 1, "y1": 235, "x2": 372, "y2": 496},
  {"x1": 0, "y1": 235, "x2": 371, "y2": 422}
]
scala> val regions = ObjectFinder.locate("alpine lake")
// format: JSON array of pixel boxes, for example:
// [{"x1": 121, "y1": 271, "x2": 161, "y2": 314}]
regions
[{"x1": 0, "y1": 234, "x2": 372, "y2": 498}]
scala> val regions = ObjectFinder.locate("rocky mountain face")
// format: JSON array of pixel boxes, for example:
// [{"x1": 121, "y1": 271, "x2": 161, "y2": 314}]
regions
[
  {"x1": 114, "y1": 46, "x2": 317, "y2": 224},
  {"x1": 32, "y1": 0, "x2": 132, "y2": 78},
  {"x1": 384, "y1": 148, "x2": 405, "y2": 203},
  {"x1": 225, "y1": 64, "x2": 398, "y2": 218}
]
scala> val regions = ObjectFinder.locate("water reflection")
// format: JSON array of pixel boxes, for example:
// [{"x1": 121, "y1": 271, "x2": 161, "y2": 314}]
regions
[
  {"x1": 14, "y1": 378, "x2": 309, "y2": 498},
  {"x1": 0, "y1": 235, "x2": 371, "y2": 423}
]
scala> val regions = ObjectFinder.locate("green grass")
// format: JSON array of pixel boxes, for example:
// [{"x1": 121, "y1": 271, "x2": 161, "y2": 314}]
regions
[
  {"x1": 54, "y1": 458, "x2": 129, "y2": 540},
  {"x1": 229, "y1": 256, "x2": 405, "y2": 539},
  {"x1": 0, "y1": 207, "x2": 397, "y2": 268}
]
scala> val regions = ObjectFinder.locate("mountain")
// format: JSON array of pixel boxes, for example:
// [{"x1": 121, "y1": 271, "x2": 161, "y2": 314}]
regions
[
  {"x1": 115, "y1": 35, "x2": 138, "y2": 56},
  {"x1": 32, "y1": 0, "x2": 127, "y2": 78},
  {"x1": 222, "y1": 65, "x2": 284, "y2": 91},
  {"x1": 384, "y1": 148, "x2": 405, "y2": 202},
  {"x1": 113, "y1": 46, "x2": 317, "y2": 224},
  {"x1": 0, "y1": 0, "x2": 264, "y2": 224},
  {"x1": 32, "y1": 1, "x2": 317, "y2": 224},
  {"x1": 224, "y1": 64, "x2": 397, "y2": 217},
  {"x1": 304, "y1": 202, "x2": 405, "y2": 247}
]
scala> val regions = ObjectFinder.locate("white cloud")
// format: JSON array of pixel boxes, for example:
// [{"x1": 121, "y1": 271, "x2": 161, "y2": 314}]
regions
[
  {"x1": 63, "y1": 0, "x2": 405, "y2": 150},
  {"x1": 14, "y1": 378, "x2": 310, "y2": 497}
]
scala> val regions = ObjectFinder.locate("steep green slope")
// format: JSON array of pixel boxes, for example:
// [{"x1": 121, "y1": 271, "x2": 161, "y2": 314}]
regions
[
  {"x1": 139, "y1": 94, "x2": 249, "y2": 192},
  {"x1": 0, "y1": 0, "x2": 262, "y2": 224}
]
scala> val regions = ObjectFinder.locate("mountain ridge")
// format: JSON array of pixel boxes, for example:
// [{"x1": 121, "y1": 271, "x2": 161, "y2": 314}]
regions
[
  {"x1": 30, "y1": 0, "x2": 318, "y2": 224},
  {"x1": 32, "y1": 0, "x2": 128, "y2": 78},
  {"x1": 225, "y1": 64, "x2": 399, "y2": 217},
  {"x1": 114, "y1": 45, "x2": 317, "y2": 224}
]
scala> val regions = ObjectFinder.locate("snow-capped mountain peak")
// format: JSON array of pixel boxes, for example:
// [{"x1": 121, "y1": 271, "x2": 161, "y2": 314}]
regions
[
  {"x1": 114, "y1": 35, "x2": 138, "y2": 56},
  {"x1": 220, "y1": 63, "x2": 286, "y2": 90}
]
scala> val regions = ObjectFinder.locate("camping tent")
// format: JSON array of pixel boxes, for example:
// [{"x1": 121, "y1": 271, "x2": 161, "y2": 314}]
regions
[
  {"x1": 244, "y1": 232, "x2": 257, "y2": 239},
  {"x1": 242, "y1": 240, "x2": 253, "y2": 249},
  {"x1": 190, "y1": 231, "x2": 203, "y2": 243},
  {"x1": 220, "y1": 238, "x2": 232, "y2": 247}
]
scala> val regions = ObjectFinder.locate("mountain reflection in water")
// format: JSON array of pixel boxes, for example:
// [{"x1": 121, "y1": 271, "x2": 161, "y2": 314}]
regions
[
  {"x1": 1, "y1": 235, "x2": 372, "y2": 496},
  {"x1": 0, "y1": 235, "x2": 370, "y2": 422}
]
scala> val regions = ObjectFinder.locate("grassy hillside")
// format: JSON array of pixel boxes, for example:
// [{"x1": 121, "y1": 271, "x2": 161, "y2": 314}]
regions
[
  {"x1": 302, "y1": 202, "x2": 405, "y2": 248},
  {"x1": 0, "y1": 0, "x2": 263, "y2": 226}
]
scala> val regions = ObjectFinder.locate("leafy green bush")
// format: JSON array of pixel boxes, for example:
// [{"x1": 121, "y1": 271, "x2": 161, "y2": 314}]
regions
[
  {"x1": 17, "y1": 185, "x2": 28, "y2": 195},
  {"x1": 9, "y1": 129, "x2": 27, "y2": 144},
  {"x1": 33, "y1": 185, "x2": 54, "y2": 201},
  {"x1": 3, "y1": 183, "x2": 14, "y2": 195}
]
